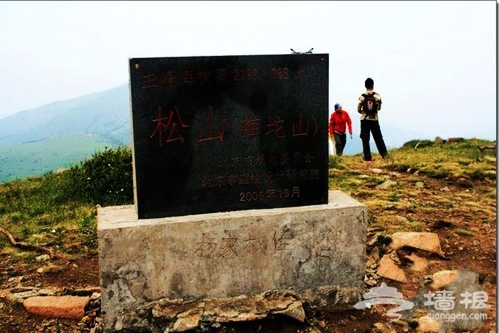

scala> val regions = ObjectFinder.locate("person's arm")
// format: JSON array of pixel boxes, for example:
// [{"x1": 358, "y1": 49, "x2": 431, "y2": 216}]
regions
[
  {"x1": 375, "y1": 93, "x2": 382, "y2": 111},
  {"x1": 345, "y1": 111, "x2": 353, "y2": 135}
]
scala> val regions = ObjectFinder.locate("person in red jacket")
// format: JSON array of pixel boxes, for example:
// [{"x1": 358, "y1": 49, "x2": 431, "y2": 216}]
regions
[{"x1": 329, "y1": 103, "x2": 353, "y2": 156}]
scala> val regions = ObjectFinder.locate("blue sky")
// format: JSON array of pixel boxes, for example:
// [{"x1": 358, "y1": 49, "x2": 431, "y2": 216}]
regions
[{"x1": 0, "y1": 1, "x2": 496, "y2": 140}]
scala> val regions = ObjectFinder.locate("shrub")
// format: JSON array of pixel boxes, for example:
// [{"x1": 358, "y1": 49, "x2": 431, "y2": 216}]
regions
[
  {"x1": 61, "y1": 146, "x2": 133, "y2": 206},
  {"x1": 402, "y1": 139, "x2": 434, "y2": 149}
]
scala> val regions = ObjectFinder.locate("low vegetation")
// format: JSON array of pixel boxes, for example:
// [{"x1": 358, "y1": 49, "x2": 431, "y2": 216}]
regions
[
  {"x1": 328, "y1": 137, "x2": 496, "y2": 235},
  {"x1": 0, "y1": 138, "x2": 496, "y2": 262},
  {"x1": 0, "y1": 137, "x2": 496, "y2": 332},
  {"x1": 0, "y1": 146, "x2": 132, "y2": 257}
]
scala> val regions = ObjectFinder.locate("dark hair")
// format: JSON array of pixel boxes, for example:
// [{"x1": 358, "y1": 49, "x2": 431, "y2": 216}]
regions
[{"x1": 365, "y1": 78, "x2": 374, "y2": 89}]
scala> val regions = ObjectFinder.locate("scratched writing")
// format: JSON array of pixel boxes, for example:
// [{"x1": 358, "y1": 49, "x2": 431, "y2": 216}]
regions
[
  {"x1": 193, "y1": 221, "x2": 342, "y2": 261},
  {"x1": 320, "y1": 224, "x2": 343, "y2": 251},
  {"x1": 194, "y1": 234, "x2": 261, "y2": 259},
  {"x1": 242, "y1": 236, "x2": 268, "y2": 255},
  {"x1": 194, "y1": 229, "x2": 301, "y2": 259},
  {"x1": 194, "y1": 234, "x2": 217, "y2": 258},
  {"x1": 273, "y1": 228, "x2": 293, "y2": 251}
]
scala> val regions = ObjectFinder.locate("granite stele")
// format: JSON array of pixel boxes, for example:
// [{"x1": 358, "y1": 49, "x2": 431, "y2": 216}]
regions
[{"x1": 97, "y1": 54, "x2": 367, "y2": 332}]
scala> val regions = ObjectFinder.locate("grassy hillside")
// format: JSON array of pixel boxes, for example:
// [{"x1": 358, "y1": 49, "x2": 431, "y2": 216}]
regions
[
  {"x1": 0, "y1": 84, "x2": 130, "y2": 146},
  {"x1": 0, "y1": 133, "x2": 128, "y2": 183},
  {"x1": 329, "y1": 138, "x2": 496, "y2": 234},
  {"x1": 0, "y1": 138, "x2": 495, "y2": 261},
  {"x1": 0, "y1": 137, "x2": 497, "y2": 332}
]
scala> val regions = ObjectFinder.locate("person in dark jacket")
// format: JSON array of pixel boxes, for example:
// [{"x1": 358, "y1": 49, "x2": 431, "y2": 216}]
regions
[{"x1": 357, "y1": 77, "x2": 388, "y2": 161}]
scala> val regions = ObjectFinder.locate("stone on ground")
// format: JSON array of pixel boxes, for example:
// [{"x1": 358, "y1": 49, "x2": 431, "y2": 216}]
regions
[
  {"x1": 389, "y1": 232, "x2": 444, "y2": 256},
  {"x1": 23, "y1": 296, "x2": 90, "y2": 319},
  {"x1": 376, "y1": 255, "x2": 407, "y2": 283}
]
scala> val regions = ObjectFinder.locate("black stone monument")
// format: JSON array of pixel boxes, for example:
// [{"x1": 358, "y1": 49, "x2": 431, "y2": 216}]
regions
[{"x1": 129, "y1": 54, "x2": 329, "y2": 219}]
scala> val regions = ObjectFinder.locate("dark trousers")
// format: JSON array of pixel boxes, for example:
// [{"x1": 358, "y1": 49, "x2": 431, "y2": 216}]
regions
[
  {"x1": 333, "y1": 132, "x2": 347, "y2": 156},
  {"x1": 360, "y1": 120, "x2": 387, "y2": 161}
]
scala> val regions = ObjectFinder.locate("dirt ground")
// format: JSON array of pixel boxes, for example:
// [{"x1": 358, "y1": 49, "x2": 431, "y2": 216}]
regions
[{"x1": 0, "y1": 157, "x2": 496, "y2": 333}]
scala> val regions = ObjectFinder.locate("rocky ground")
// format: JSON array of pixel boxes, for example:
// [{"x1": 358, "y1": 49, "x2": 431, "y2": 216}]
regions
[{"x1": 0, "y1": 154, "x2": 496, "y2": 333}]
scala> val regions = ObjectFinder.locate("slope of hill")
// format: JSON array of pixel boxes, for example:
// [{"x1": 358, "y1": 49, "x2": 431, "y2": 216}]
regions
[
  {"x1": 0, "y1": 84, "x2": 131, "y2": 183},
  {"x1": 0, "y1": 133, "x2": 119, "y2": 182},
  {"x1": 0, "y1": 82, "x2": 479, "y2": 183},
  {"x1": 0, "y1": 139, "x2": 496, "y2": 332},
  {"x1": 0, "y1": 84, "x2": 130, "y2": 147}
]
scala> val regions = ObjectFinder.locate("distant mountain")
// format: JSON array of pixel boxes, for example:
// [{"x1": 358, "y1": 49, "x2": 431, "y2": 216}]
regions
[
  {"x1": 0, "y1": 83, "x2": 423, "y2": 183},
  {"x1": 0, "y1": 84, "x2": 131, "y2": 147},
  {"x1": 0, "y1": 133, "x2": 119, "y2": 182},
  {"x1": 0, "y1": 84, "x2": 131, "y2": 183}
]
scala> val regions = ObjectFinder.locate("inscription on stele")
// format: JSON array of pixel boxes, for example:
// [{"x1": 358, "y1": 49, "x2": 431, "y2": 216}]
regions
[{"x1": 129, "y1": 54, "x2": 329, "y2": 218}]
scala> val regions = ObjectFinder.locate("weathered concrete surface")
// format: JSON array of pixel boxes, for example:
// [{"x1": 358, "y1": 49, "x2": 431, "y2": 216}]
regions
[{"x1": 98, "y1": 190, "x2": 367, "y2": 332}]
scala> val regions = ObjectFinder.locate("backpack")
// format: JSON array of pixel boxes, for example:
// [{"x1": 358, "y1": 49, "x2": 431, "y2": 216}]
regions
[{"x1": 362, "y1": 93, "x2": 379, "y2": 115}]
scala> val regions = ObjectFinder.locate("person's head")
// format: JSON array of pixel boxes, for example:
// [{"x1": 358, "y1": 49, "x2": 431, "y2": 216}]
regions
[
  {"x1": 365, "y1": 78, "x2": 374, "y2": 90},
  {"x1": 334, "y1": 103, "x2": 341, "y2": 112}
]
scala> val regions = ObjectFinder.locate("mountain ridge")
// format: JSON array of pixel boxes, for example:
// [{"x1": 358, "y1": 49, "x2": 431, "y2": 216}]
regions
[
  {"x1": 0, "y1": 84, "x2": 131, "y2": 146},
  {"x1": 0, "y1": 83, "x2": 471, "y2": 183}
]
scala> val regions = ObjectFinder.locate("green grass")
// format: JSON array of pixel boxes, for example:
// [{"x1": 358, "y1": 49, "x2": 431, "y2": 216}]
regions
[
  {"x1": 0, "y1": 138, "x2": 496, "y2": 262},
  {"x1": 0, "y1": 146, "x2": 133, "y2": 257},
  {"x1": 0, "y1": 133, "x2": 123, "y2": 183},
  {"x1": 384, "y1": 138, "x2": 496, "y2": 180}
]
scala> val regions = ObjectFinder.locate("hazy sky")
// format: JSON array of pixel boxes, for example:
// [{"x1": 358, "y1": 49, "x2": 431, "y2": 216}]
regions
[{"x1": 0, "y1": 1, "x2": 496, "y2": 140}]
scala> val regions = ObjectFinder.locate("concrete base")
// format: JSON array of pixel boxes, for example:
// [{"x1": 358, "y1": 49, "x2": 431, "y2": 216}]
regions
[{"x1": 98, "y1": 190, "x2": 367, "y2": 332}]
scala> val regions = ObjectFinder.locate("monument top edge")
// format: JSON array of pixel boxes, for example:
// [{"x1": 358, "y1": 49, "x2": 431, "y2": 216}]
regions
[{"x1": 97, "y1": 191, "x2": 365, "y2": 231}]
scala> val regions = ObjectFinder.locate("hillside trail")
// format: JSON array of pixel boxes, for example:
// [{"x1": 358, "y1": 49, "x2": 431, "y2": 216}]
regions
[{"x1": 0, "y1": 155, "x2": 496, "y2": 333}]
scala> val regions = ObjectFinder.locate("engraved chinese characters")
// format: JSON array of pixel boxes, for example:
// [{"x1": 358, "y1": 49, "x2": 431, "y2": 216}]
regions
[{"x1": 129, "y1": 54, "x2": 329, "y2": 219}]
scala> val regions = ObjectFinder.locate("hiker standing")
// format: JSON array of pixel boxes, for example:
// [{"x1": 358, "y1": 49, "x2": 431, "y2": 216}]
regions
[
  {"x1": 357, "y1": 78, "x2": 388, "y2": 161},
  {"x1": 329, "y1": 103, "x2": 353, "y2": 156}
]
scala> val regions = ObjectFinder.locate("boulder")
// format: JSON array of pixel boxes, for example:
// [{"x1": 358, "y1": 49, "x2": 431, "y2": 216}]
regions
[
  {"x1": 23, "y1": 296, "x2": 90, "y2": 319},
  {"x1": 405, "y1": 253, "x2": 428, "y2": 273},
  {"x1": 429, "y1": 270, "x2": 459, "y2": 291},
  {"x1": 389, "y1": 232, "x2": 444, "y2": 257},
  {"x1": 417, "y1": 315, "x2": 441, "y2": 332},
  {"x1": 376, "y1": 255, "x2": 407, "y2": 283}
]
